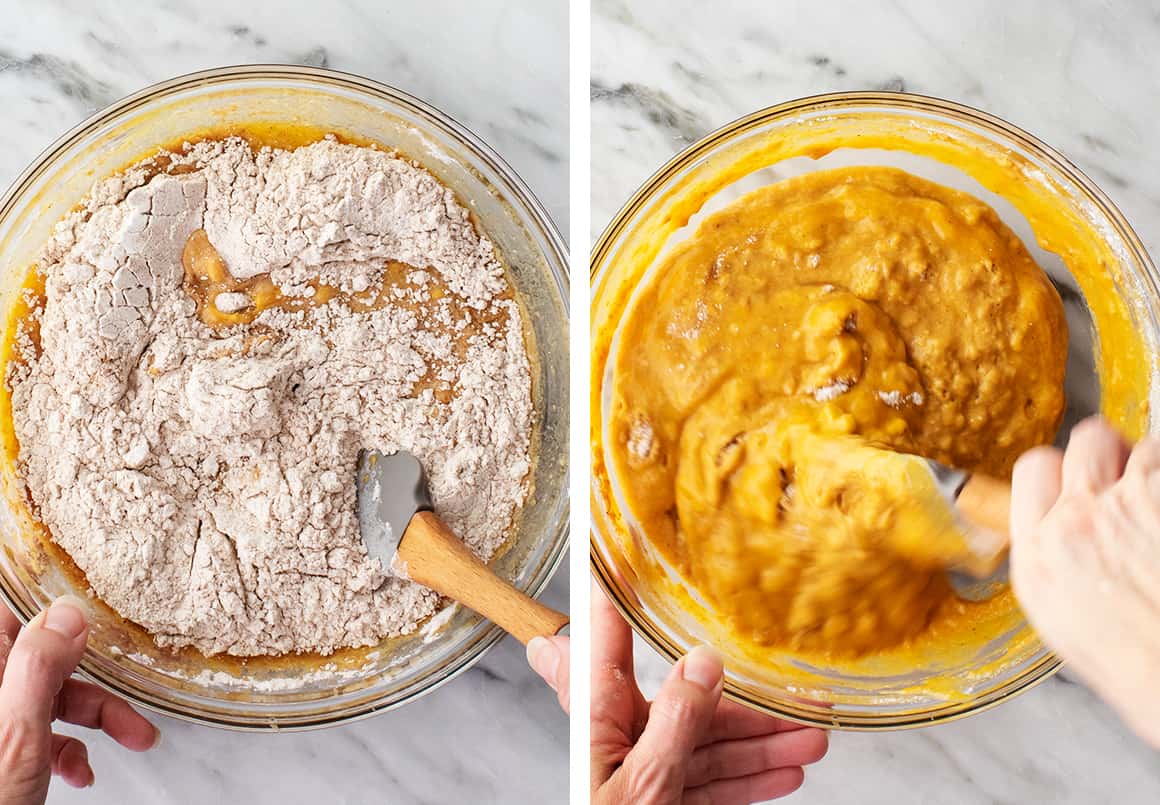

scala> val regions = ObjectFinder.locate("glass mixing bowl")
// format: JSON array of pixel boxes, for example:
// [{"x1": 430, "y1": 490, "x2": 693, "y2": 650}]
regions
[
  {"x1": 591, "y1": 91, "x2": 1159, "y2": 729},
  {"x1": 0, "y1": 66, "x2": 568, "y2": 730}
]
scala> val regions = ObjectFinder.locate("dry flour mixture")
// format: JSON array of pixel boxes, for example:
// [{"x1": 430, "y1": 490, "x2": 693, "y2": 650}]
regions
[{"x1": 6, "y1": 136, "x2": 533, "y2": 657}]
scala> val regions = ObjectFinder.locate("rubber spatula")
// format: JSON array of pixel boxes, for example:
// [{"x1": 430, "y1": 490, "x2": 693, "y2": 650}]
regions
[
  {"x1": 922, "y1": 460, "x2": 1012, "y2": 579},
  {"x1": 355, "y1": 448, "x2": 568, "y2": 644}
]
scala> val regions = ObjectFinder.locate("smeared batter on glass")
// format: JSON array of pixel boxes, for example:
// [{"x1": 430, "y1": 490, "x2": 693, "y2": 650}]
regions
[{"x1": 608, "y1": 166, "x2": 1067, "y2": 657}]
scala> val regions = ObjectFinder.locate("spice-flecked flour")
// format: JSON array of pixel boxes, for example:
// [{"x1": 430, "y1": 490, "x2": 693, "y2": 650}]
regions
[{"x1": 7, "y1": 137, "x2": 533, "y2": 656}]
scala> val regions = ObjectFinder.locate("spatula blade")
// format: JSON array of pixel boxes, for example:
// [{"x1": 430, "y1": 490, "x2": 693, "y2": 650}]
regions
[
  {"x1": 356, "y1": 449, "x2": 433, "y2": 574},
  {"x1": 919, "y1": 457, "x2": 1010, "y2": 599}
]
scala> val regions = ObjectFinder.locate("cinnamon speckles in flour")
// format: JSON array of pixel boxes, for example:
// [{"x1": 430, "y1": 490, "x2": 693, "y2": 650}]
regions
[{"x1": 7, "y1": 136, "x2": 533, "y2": 657}]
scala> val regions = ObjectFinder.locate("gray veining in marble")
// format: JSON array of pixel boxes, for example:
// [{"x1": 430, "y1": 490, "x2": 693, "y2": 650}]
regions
[
  {"x1": 594, "y1": 1, "x2": 1160, "y2": 803},
  {"x1": 0, "y1": 2, "x2": 568, "y2": 803}
]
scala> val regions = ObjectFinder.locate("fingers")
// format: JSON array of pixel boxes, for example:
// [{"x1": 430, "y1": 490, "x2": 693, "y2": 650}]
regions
[
  {"x1": 1060, "y1": 417, "x2": 1129, "y2": 496},
  {"x1": 1124, "y1": 434, "x2": 1160, "y2": 479},
  {"x1": 0, "y1": 604, "x2": 18, "y2": 645},
  {"x1": 50, "y1": 734, "x2": 93, "y2": 789},
  {"x1": 1011, "y1": 446, "x2": 1064, "y2": 541},
  {"x1": 684, "y1": 727, "x2": 828, "y2": 788},
  {"x1": 0, "y1": 607, "x2": 16, "y2": 679},
  {"x1": 625, "y1": 646, "x2": 724, "y2": 795},
  {"x1": 683, "y1": 767, "x2": 805, "y2": 805},
  {"x1": 591, "y1": 580, "x2": 647, "y2": 738},
  {"x1": 705, "y1": 700, "x2": 812, "y2": 744},
  {"x1": 526, "y1": 636, "x2": 570, "y2": 714},
  {"x1": 591, "y1": 579, "x2": 635, "y2": 698},
  {"x1": 0, "y1": 597, "x2": 88, "y2": 740},
  {"x1": 591, "y1": 579, "x2": 648, "y2": 790},
  {"x1": 57, "y1": 679, "x2": 160, "y2": 751}
]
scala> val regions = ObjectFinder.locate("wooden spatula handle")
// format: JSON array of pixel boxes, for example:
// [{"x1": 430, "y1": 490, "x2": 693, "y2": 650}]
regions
[
  {"x1": 953, "y1": 473, "x2": 1012, "y2": 577},
  {"x1": 955, "y1": 473, "x2": 1011, "y2": 538},
  {"x1": 397, "y1": 511, "x2": 569, "y2": 644}
]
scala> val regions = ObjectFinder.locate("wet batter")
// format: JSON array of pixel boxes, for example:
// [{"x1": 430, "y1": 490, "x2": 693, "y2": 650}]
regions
[{"x1": 608, "y1": 166, "x2": 1067, "y2": 656}]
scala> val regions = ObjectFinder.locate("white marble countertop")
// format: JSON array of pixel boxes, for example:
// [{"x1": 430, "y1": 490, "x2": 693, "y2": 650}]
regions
[
  {"x1": 593, "y1": 0, "x2": 1160, "y2": 803},
  {"x1": 0, "y1": 2, "x2": 568, "y2": 803}
]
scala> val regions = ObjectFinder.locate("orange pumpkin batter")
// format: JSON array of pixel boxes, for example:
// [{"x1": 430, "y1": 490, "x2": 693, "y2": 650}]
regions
[{"x1": 607, "y1": 166, "x2": 1068, "y2": 657}]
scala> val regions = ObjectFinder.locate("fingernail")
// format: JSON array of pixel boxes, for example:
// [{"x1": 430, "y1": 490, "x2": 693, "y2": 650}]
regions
[
  {"x1": 682, "y1": 645, "x2": 724, "y2": 691},
  {"x1": 43, "y1": 596, "x2": 88, "y2": 639},
  {"x1": 526, "y1": 636, "x2": 560, "y2": 682},
  {"x1": 151, "y1": 723, "x2": 162, "y2": 749}
]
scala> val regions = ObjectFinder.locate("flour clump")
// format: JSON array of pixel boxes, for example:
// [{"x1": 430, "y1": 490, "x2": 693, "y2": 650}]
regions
[{"x1": 8, "y1": 136, "x2": 533, "y2": 657}]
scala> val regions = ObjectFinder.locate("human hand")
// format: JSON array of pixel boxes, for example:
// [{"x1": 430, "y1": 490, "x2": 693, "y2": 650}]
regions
[
  {"x1": 0, "y1": 597, "x2": 160, "y2": 803},
  {"x1": 589, "y1": 582, "x2": 827, "y2": 805},
  {"x1": 1010, "y1": 416, "x2": 1160, "y2": 748},
  {"x1": 526, "y1": 632, "x2": 570, "y2": 714}
]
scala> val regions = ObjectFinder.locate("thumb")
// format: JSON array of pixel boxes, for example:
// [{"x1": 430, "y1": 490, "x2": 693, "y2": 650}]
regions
[
  {"x1": 0, "y1": 597, "x2": 89, "y2": 737},
  {"x1": 527, "y1": 635, "x2": 570, "y2": 714},
  {"x1": 625, "y1": 646, "x2": 724, "y2": 798}
]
